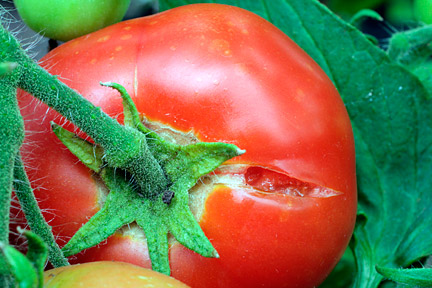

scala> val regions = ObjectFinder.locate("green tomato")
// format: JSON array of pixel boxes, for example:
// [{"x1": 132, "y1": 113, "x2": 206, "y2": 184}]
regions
[
  {"x1": 385, "y1": 0, "x2": 415, "y2": 24},
  {"x1": 14, "y1": 0, "x2": 131, "y2": 41},
  {"x1": 414, "y1": 0, "x2": 432, "y2": 24}
]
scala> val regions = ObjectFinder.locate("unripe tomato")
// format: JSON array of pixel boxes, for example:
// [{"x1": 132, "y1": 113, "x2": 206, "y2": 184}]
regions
[
  {"x1": 14, "y1": 0, "x2": 131, "y2": 41},
  {"x1": 414, "y1": 0, "x2": 432, "y2": 24},
  {"x1": 44, "y1": 261, "x2": 190, "y2": 287}
]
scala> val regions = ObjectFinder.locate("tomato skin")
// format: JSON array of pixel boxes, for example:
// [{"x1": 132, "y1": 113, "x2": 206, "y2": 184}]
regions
[
  {"x1": 17, "y1": 4, "x2": 357, "y2": 288},
  {"x1": 44, "y1": 261, "x2": 190, "y2": 287},
  {"x1": 414, "y1": 0, "x2": 432, "y2": 24}
]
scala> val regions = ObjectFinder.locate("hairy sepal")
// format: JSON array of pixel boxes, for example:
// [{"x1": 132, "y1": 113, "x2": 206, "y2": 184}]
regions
[{"x1": 55, "y1": 83, "x2": 243, "y2": 275}]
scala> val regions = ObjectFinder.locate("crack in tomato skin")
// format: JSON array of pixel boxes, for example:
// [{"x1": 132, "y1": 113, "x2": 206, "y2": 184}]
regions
[{"x1": 209, "y1": 164, "x2": 342, "y2": 198}]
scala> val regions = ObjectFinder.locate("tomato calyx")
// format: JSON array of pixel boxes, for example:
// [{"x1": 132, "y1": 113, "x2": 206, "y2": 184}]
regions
[{"x1": 51, "y1": 82, "x2": 244, "y2": 275}]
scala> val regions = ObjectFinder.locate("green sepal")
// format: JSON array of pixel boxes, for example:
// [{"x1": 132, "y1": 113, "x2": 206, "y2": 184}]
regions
[
  {"x1": 0, "y1": 230, "x2": 48, "y2": 288},
  {"x1": 51, "y1": 122, "x2": 104, "y2": 173},
  {"x1": 58, "y1": 83, "x2": 244, "y2": 275},
  {"x1": 167, "y1": 142, "x2": 245, "y2": 184},
  {"x1": 62, "y1": 167, "x2": 218, "y2": 275},
  {"x1": 348, "y1": 9, "x2": 382, "y2": 45},
  {"x1": 376, "y1": 266, "x2": 432, "y2": 287},
  {"x1": 136, "y1": 215, "x2": 170, "y2": 275},
  {"x1": 99, "y1": 81, "x2": 245, "y2": 174},
  {"x1": 100, "y1": 81, "x2": 162, "y2": 143},
  {"x1": 61, "y1": 168, "x2": 136, "y2": 257},
  {"x1": 164, "y1": 188, "x2": 219, "y2": 259},
  {"x1": 100, "y1": 82, "x2": 142, "y2": 128},
  {"x1": 349, "y1": 9, "x2": 383, "y2": 28}
]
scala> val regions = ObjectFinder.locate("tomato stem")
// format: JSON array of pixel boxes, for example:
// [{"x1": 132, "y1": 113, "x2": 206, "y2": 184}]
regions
[
  {"x1": 18, "y1": 60, "x2": 170, "y2": 199},
  {"x1": 0, "y1": 79, "x2": 21, "y2": 241},
  {"x1": 0, "y1": 27, "x2": 24, "y2": 244},
  {"x1": 0, "y1": 24, "x2": 26, "y2": 283},
  {"x1": 0, "y1": 20, "x2": 69, "y2": 286},
  {"x1": 13, "y1": 154, "x2": 69, "y2": 267},
  {"x1": 0, "y1": 75, "x2": 23, "y2": 287}
]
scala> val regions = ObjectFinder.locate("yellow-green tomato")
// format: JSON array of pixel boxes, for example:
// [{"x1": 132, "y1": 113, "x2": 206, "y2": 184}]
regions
[
  {"x1": 14, "y1": 0, "x2": 131, "y2": 41},
  {"x1": 44, "y1": 261, "x2": 190, "y2": 288}
]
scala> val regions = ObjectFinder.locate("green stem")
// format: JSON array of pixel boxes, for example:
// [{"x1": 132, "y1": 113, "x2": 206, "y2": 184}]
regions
[
  {"x1": 352, "y1": 253, "x2": 384, "y2": 288},
  {"x1": 0, "y1": 62, "x2": 18, "y2": 78},
  {"x1": 0, "y1": 74, "x2": 24, "y2": 287},
  {"x1": 0, "y1": 77, "x2": 22, "y2": 245},
  {"x1": 387, "y1": 25, "x2": 432, "y2": 65},
  {"x1": 0, "y1": 20, "x2": 67, "y2": 278},
  {"x1": 13, "y1": 154, "x2": 69, "y2": 267},
  {"x1": 17, "y1": 59, "x2": 168, "y2": 198}
]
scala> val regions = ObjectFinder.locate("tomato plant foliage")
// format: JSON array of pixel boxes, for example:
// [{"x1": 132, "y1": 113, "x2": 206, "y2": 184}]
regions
[{"x1": 160, "y1": 0, "x2": 432, "y2": 287}]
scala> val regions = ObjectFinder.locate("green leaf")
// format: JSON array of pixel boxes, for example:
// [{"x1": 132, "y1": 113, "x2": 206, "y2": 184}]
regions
[
  {"x1": 376, "y1": 266, "x2": 432, "y2": 287},
  {"x1": 410, "y1": 61, "x2": 432, "y2": 98},
  {"x1": 160, "y1": 1, "x2": 432, "y2": 287},
  {"x1": 0, "y1": 243, "x2": 38, "y2": 288},
  {"x1": 0, "y1": 230, "x2": 48, "y2": 288}
]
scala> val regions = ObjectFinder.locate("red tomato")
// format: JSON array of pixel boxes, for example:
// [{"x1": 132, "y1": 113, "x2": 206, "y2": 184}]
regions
[
  {"x1": 44, "y1": 261, "x2": 190, "y2": 287},
  {"x1": 15, "y1": 4, "x2": 356, "y2": 288}
]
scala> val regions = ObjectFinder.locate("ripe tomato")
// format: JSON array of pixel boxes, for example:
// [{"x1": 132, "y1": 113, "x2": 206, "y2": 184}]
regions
[
  {"x1": 16, "y1": 4, "x2": 356, "y2": 287},
  {"x1": 44, "y1": 261, "x2": 190, "y2": 287}
]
